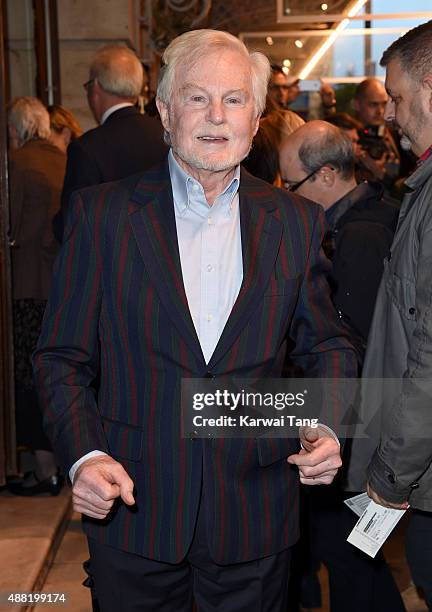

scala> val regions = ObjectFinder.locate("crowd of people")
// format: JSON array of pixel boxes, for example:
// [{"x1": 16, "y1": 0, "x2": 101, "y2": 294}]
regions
[{"x1": 5, "y1": 18, "x2": 432, "y2": 612}]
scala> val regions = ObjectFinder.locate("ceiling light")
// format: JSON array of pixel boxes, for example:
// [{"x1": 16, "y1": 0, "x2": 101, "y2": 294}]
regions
[
  {"x1": 299, "y1": 0, "x2": 368, "y2": 79},
  {"x1": 282, "y1": 66, "x2": 290, "y2": 75},
  {"x1": 321, "y1": 3, "x2": 328, "y2": 10},
  {"x1": 295, "y1": 39, "x2": 303, "y2": 48},
  {"x1": 283, "y1": 59, "x2": 291, "y2": 67},
  {"x1": 266, "y1": 36, "x2": 274, "y2": 46}
]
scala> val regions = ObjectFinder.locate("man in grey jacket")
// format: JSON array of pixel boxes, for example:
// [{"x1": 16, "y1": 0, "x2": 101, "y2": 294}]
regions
[{"x1": 350, "y1": 20, "x2": 432, "y2": 606}]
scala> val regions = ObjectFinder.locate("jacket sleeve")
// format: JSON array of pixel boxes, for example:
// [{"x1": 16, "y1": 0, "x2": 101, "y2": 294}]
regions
[
  {"x1": 289, "y1": 205, "x2": 358, "y2": 378},
  {"x1": 368, "y1": 221, "x2": 432, "y2": 502},
  {"x1": 33, "y1": 191, "x2": 109, "y2": 473},
  {"x1": 54, "y1": 140, "x2": 102, "y2": 242}
]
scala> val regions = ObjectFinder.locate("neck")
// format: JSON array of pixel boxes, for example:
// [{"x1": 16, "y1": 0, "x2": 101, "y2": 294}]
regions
[
  {"x1": 173, "y1": 151, "x2": 236, "y2": 206},
  {"x1": 324, "y1": 177, "x2": 357, "y2": 210}
]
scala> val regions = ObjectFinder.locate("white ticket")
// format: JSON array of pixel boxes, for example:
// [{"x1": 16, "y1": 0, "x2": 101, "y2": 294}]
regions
[
  {"x1": 347, "y1": 500, "x2": 406, "y2": 558},
  {"x1": 344, "y1": 492, "x2": 371, "y2": 517}
]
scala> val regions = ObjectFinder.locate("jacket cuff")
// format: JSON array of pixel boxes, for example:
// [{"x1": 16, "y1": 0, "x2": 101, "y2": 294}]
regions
[{"x1": 367, "y1": 449, "x2": 412, "y2": 503}]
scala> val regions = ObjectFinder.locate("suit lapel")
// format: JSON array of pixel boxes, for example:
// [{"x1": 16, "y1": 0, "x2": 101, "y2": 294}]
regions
[
  {"x1": 208, "y1": 170, "x2": 283, "y2": 368},
  {"x1": 128, "y1": 163, "x2": 205, "y2": 365}
]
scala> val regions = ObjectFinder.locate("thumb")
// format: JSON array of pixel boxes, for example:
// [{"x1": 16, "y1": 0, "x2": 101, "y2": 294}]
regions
[
  {"x1": 300, "y1": 426, "x2": 319, "y2": 451},
  {"x1": 119, "y1": 477, "x2": 135, "y2": 506}
]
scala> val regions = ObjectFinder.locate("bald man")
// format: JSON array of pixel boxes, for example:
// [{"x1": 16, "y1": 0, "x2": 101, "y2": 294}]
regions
[{"x1": 280, "y1": 120, "x2": 404, "y2": 612}]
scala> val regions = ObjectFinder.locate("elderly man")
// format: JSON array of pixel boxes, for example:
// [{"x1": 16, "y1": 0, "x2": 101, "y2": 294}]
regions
[
  {"x1": 280, "y1": 121, "x2": 404, "y2": 612},
  {"x1": 34, "y1": 30, "x2": 355, "y2": 611},
  {"x1": 55, "y1": 44, "x2": 167, "y2": 240},
  {"x1": 347, "y1": 20, "x2": 432, "y2": 607}
]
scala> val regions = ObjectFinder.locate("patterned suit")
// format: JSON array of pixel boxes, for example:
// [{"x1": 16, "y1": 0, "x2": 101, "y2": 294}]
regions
[{"x1": 34, "y1": 161, "x2": 356, "y2": 564}]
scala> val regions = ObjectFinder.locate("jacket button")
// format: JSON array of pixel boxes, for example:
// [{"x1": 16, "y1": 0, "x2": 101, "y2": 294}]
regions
[
  {"x1": 387, "y1": 473, "x2": 396, "y2": 484},
  {"x1": 204, "y1": 372, "x2": 215, "y2": 378},
  {"x1": 410, "y1": 482, "x2": 420, "y2": 490},
  {"x1": 409, "y1": 307, "x2": 415, "y2": 315}
]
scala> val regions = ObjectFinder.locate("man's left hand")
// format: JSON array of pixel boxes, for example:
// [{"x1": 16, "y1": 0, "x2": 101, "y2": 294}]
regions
[
  {"x1": 366, "y1": 483, "x2": 409, "y2": 510},
  {"x1": 287, "y1": 426, "x2": 341, "y2": 485}
]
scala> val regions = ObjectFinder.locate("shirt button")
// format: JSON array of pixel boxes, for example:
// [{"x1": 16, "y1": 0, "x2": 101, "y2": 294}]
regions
[
  {"x1": 207, "y1": 264, "x2": 213, "y2": 272},
  {"x1": 192, "y1": 184, "x2": 199, "y2": 192},
  {"x1": 207, "y1": 314, "x2": 213, "y2": 322},
  {"x1": 207, "y1": 217, "x2": 213, "y2": 225}
]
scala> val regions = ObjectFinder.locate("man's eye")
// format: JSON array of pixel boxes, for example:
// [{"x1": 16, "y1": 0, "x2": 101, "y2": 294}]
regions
[
  {"x1": 226, "y1": 98, "x2": 241, "y2": 105},
  {"x1": 190, "y1": 95, "x2": 206, "y2": 103}
]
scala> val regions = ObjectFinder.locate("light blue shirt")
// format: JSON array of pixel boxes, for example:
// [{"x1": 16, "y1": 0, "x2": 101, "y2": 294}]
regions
[
  {"x1": 169, "y1": 150, "x2": 243, "y2": 364},
  {"x1": 69, "y1": 150, "x2": 244, "y2": 482}
]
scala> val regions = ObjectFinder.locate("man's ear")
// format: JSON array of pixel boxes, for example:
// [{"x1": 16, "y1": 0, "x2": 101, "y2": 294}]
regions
[
  {"x1": 319, "y1": 165, "x2": 336, "y2": 188},
  {"x1": 252, "y1": 115, "x2": 260, "y2": 137},
  {"x1": 156, "y1": 98, "x2": 170, "y2": 133},
  {"x1": 422, "y1": 75, "x2": 432, "y2": 112}
]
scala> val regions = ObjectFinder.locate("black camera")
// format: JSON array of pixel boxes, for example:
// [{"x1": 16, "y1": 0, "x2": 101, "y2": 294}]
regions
[{"x1": 357, "y1": 125, "x2": 388, "y2": 160}]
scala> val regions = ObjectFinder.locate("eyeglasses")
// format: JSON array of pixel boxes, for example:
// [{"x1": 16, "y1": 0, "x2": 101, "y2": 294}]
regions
[
  {"x1": 284, "y1": 167, "x2": 322, "y2": 192},
  {"x1": 83, "y1": 78, "x2": 95, "y2": 91}
]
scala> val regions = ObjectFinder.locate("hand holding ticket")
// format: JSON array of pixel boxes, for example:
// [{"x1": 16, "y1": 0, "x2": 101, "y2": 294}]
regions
[{"x1": 345, "y1": 494, "x2": 406, "y2": 558}]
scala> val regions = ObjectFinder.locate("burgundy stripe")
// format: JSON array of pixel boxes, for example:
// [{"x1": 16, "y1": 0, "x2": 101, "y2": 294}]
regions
[
  {"x1": 239, "y1": 439, "x2": 254, "y2": 558},
  {"x1": 263, "y1": 292, "x2": 277, "y2": 360},
  {"x1": 175, "y1": 439, "x2": 186, "y2": 560},
  {"x1": 216, "y1": 439, "x2": 226, "y2": 560},
  {"x1": 144, "y1": 286, "x2": 158, "y2": 556},
  {"x1": 116, "y1": 223, "x2": 139, "y2": 424},
  {"x1": 148, "y1": 205, "x2": 188, "y2": 308}
]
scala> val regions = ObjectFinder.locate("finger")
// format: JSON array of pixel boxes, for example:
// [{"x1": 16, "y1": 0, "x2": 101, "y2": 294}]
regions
[
  {"x1": 288, "y1": 442, "x2": 340, "y2": 468},
  {"x1": 73, "y1": 503, "x2": 110, "y2": 519},
  {"x1": 300, "y1": 473, "x2": 336, "y2": 485},
  {"x1": 298, "y1": 468, "x2": 337, "y2": 480},
  {"x1": 73, "y1": 491, "x2": 115, "y2": 512}
]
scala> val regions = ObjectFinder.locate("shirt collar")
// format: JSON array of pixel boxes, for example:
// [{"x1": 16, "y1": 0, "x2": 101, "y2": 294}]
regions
[
  {"x1": 100, "y1": 102, "x2": 134, "y2": 125},
  {"x1": 417, "y1": 144, "x2": 432, "y2": 166},
  {"x1": 168, "y1": 149, "x2": 240, "y2": 217}
]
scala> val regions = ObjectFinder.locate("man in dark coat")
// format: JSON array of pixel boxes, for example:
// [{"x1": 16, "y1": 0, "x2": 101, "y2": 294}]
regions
[
  {"x1": 55, "y1": 44, "x2": 167, "y2": 241},
  {"x1": 34, "y1": 30, "x2": 356, "y2": 611},
  {"x1": 280, "y1": 120, "x2": 404, "y2": 612}
]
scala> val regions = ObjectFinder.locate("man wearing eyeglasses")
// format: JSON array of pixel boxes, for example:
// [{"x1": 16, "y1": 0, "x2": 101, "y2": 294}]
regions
[
  {"x1": 280, "y1": 119, "x2": 399, "y2": 354},
  {"x1": 268, "y1": 65, "x2": 300, "y2": 110},
  {"x1": 279, "y1": 119, "x2": 403, "y2": 612},
  {"x1": 55, "y1": 44, "x2": 167, "y2": 241}
]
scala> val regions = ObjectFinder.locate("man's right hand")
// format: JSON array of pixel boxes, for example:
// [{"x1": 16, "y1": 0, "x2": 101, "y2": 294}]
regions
[{"x1": 72, "y1": 455, "x2": 135, "y2": 519}]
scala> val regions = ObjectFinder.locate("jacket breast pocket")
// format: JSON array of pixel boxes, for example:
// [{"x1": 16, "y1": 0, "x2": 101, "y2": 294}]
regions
[
  {"x1": 386, "y1": 270, "x2": 417, "y2": 321},
  {"x1": 263, "y1": 276, "x2": 301, "y2": 297},
  {"x1": 101, "y1": 418, "x2": 144, "y2": 462},
  {"x1": 256, "y1": 438, "x2": 299, "y2": 466}
]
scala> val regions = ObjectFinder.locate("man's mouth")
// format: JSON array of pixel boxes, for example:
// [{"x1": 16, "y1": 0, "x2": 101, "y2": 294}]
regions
[{"x1": 197, "y1": 136, "x2": 229, "y2": 142}]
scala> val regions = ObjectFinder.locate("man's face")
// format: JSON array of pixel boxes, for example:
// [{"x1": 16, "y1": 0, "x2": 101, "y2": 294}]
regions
[
  {"x1": 157, "y1": 49, "x2": 259, "y2": 176},
  {"x1": 279, "y1": 139, "x2": 322, "y2": 204},
  {"x1": 354, "y1": 81, "x2": 388, "y2": 126},
  {"x1": 384, "y1": 59, "x2": 431, "y2": 156},
  {"x1": 269, "y1": 72, "x2": 289, "y2": 107}
]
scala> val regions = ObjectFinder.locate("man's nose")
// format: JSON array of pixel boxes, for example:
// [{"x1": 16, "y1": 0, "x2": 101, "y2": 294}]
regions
[
  {"x1": 384, "y1": 99, "x2": 395, "y2": 122},
  {"x1": 206, "y1": 100, "x2": 225, "y2": 124}
]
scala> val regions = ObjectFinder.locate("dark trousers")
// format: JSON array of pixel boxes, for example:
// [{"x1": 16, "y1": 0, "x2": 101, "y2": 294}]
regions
[
  {"x1": 406, "y1": 510, "x2": 432, "y2": 610},
  {"x1": 87, "y1": 494, "x2": 291, "y2": 612},
  {"x1": 301, "y1": 487, "x2": 405, "y2": 612}
]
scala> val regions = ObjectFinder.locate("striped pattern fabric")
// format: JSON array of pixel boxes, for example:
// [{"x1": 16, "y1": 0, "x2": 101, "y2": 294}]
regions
[{"x1": 34, "y1": 162, "x2": 356, "y2": 564}]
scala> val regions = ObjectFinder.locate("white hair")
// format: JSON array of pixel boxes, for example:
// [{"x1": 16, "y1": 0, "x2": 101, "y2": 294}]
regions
[
  {"x1": 90, "y1": 44, "x2": 143, "y2": 99},
  {"x1": 7, "y1": 97, "x2": 50, "y2": 144},
  {"x1": 157, "y1": 29, "x2": 270, "y2": 117}
]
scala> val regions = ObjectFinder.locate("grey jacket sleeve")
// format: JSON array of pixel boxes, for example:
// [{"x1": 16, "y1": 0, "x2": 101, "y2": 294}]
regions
[{"x1": 368, "y1": 219, "x2": 432, "y2": 502}]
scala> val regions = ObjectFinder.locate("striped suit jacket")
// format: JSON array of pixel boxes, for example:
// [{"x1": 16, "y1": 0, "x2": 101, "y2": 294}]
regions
[{"x1": 34, "y1": 161, "x2": 356, "y2": 564}]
